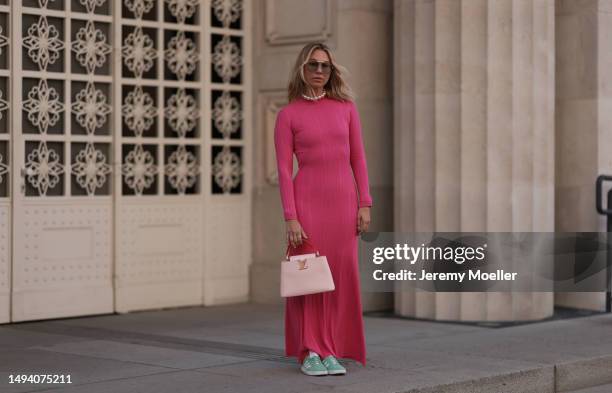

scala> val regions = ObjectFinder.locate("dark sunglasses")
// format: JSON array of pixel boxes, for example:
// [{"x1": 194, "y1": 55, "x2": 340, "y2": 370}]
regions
[{"x1": 305, "y1": 60, "x2": 333, "y2": 74}]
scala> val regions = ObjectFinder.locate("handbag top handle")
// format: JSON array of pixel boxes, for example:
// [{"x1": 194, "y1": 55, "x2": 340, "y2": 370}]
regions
[{"x1": 284, "y1": 237, "x2": 320, "y2": 260}]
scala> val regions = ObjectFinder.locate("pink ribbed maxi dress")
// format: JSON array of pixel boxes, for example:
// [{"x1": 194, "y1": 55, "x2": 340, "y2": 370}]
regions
[{"x1": 274, "y1": 96, "x2": 373, "y2": 366}]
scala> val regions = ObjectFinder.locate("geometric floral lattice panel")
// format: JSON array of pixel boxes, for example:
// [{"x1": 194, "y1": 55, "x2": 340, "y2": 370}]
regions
[
  {"x1": 121, "y1": 144, "x2": 158, "y2": 196},
  {"x1": 0, "y1": 141, "x2": 8, "y2": 197},
  {"x1": 119, "y1": 0, "x2": 203, "y2": 197},
  {"x1": 121, "y1": 25, "x2": 158, "y2": 79},
  {"x1": 70, "y1": 20, "x2": 112, "y2": 75},
  {"x1": 211, "y1": 34, "x2": 242, "y2": 85},
  {"x1": 0, "y1": 12, "x2": 9, "y2": 70},
  {"x1": 211, "y1": 90, "x2": 242, "y2": 140},
  {"x1": 71, "y1": 142, "x2": 112, "y2": 196},
  {"x1": 0, "y1": 5, "x2": 8, "y2": 198},
  {"x1": 122, "y1": 85, "x2": 158, "y2": 138},
  {"x1": 22, "y1": 78, "x2": 65, "y2": 135},
  {"x1": 164, "y1": 144, "x2": 199, "y2": 195},
  {"x1": 24, "y1": 140, "x2": 65, "y2": 197},
  {"x1": 0, "y1": 78, "x2": 9, "y2": 134},
  {"x1": 211, "y1": 144, "x2": 242, "y2": 194},
  {"x1": 208, "y1": 1, "x2": 245, "y2": 196},
  {"x1": 211, "y1": 0, "x2": 243, "y2": 29},
  {"x1": 22, "y1": 14, "x2": 65, "y2": 73},
  {"x1": 72, "y1": 0, "x2": 112, "y2": 15},
  {"x1": 164, "y1": 29, "x2": 199, "y2": 82},
  {"x1": 122, "y1": 0, "x2": 157, "y2": 21},
  {"x1": 71, "y1": 82, "x2": 112, "y2": 136},
  {"x1": 165, "y1": 0, "x2": 199, "y2": 24},
  {"x1": 164, "y1": 88, "x2": 199, "y2": 138}
]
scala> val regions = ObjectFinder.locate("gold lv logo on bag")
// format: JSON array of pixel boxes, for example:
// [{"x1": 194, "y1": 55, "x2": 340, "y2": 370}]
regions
[{"x1": 297, "y1": 259, "x2": 308, "y2": 270}]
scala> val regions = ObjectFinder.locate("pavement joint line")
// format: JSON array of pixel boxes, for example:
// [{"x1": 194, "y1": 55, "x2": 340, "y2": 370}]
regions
[
  {"x1": 364, "y1": 306, "x2": 608, "y2": 329},
  {"x1": 188, "y1": 358, "x2": 263, "y2": 370},
  {"x1": 26, "y1": 346, "x2": 197, "y2": 373},
  {"x1": 366, "y1": 345, "x2": 556, "y2": 367},
  {"x1": 29, "y1": 347, "x2": 278, "y2": 371},
  {"x1": 30, "y1": 348, "x2": 272, "y2": 375},
  {"x1": 6, "y1": 323, "x2": 299, "y2": 364}
]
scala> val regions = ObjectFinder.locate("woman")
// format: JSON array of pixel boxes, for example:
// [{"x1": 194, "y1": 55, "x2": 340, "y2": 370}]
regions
[{"x1": 273, "y1": 42, "x2": 373, "y2": 376}]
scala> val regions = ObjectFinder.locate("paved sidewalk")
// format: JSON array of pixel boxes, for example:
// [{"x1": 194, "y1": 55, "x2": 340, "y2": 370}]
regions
[{"x1": 1, "y1": 303, "x2": 612, "y2": 392}]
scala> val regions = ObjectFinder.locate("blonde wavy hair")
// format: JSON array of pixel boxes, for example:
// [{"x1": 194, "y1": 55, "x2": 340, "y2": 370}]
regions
[{"x1": 287, "y1": 42, "x2": 355, "y2": 102}]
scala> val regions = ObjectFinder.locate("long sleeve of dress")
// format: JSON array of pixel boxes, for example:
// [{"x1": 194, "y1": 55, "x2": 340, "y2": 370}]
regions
[
  {"x1": 348, "y1": 101, "x2": 373, "y2": 208},
  {"x1": 274, "y1": 108, "x2": 298, "y2": 220}
]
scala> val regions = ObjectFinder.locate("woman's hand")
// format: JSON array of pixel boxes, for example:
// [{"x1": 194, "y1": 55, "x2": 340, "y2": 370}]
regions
[
  {"x1": 286, "y1": 219, "x2": 308, "y2": 248},
  {"x1": 357, "y1": 207, "x2": 371, "y2": 235}
]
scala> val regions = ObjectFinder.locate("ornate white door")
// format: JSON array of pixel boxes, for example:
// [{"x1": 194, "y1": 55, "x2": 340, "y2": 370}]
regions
[
  {"x1": 113, "y1": 0, "x2": 206, "y2": 312},
  {"x1": 115, "y1": 0, "x2": 250, "y2": 311},
  {"x1": 0, "y1": 0, "x2": 10, "y2": 323},
  {"x1": 113, "y1": 0, "x2": 251, "y2": 310},
  {"x1": 203, "y1": 0, "x2": 251, "y2": 305},
  {"x1": 7, "y1": 0, "x2": 251, "y2": 322},
  {"x1": 11, "y1": 0, "x2": 115, "y2": 321}
]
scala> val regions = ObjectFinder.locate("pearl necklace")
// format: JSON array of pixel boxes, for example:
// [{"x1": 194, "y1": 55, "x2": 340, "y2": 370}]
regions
[{"x1": 302, "y1": 90, "x2": 326, "y2": 101}]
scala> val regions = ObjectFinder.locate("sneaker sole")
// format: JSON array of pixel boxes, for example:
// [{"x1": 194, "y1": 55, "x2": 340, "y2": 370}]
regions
[
  {"x1": 300, "y1": 367, "x2": 328, "y2": 376},
  {"x1": 327, "y1": 369, "x2": 346, "y2": 375}
]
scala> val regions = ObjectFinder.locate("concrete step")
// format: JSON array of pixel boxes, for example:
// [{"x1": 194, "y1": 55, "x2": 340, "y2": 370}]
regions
[
  {"x1": 401, "y1": 355, "x2": 612, "y2": 393},
  {"x1": 570, "y1": 383, "x2": 612, "y2": 393}
]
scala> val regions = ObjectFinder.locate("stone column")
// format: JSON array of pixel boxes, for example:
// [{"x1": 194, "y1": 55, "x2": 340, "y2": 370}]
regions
[
  {"x1": 394, "y1": 0, "x2": 555, "y2": 321},
  {"x1": 555, "y1": 0, "x2": 612, "y2": 310}
]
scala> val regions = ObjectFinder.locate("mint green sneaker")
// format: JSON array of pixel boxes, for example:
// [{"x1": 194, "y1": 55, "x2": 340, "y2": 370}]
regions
[
  {"x1": 301, "y1": 354, "x2": 328, "y2": 376},
  {"x1": 321, "y1": 355, "x2": 346, "y2": 375}
]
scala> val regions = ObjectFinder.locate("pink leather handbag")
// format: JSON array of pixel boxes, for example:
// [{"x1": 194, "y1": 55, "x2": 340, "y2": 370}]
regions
[{"x1": 280, "y1": 238, "x2": 335, "y2": 297}]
